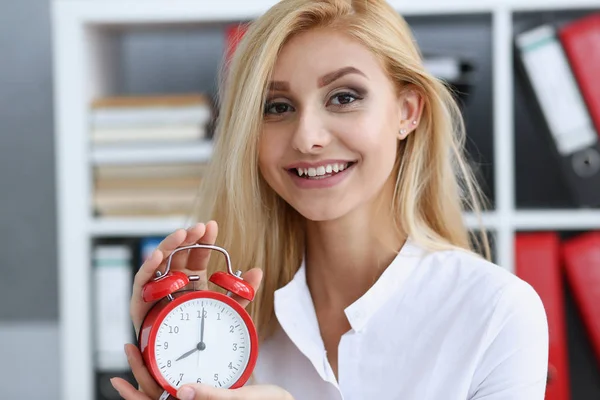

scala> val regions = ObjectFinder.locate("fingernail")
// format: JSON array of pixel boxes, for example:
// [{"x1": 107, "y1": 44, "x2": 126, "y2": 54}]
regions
[{"x1": 178, "y1": 386, "x2": 195, "y2": 400}]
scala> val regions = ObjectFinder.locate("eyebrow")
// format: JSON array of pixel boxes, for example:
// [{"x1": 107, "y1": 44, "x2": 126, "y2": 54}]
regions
[{"x1": 267, "y1": 66, "x2": 367, "y2": 92}]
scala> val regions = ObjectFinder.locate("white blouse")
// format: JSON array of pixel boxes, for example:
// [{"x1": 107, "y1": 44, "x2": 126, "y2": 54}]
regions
[{"x1": 251, "y1": 238, "x2": 549, "y2": 399}]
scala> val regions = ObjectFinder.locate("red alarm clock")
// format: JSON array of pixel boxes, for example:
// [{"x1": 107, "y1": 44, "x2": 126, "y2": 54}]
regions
[{"x1": 137, "y1": 244, "x2": 259, "y2": 399}]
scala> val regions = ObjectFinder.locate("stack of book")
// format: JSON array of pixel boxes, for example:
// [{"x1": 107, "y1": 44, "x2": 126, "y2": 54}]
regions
[{"x1": 89, "y1": 93, "x2": 213, "y2": 218}]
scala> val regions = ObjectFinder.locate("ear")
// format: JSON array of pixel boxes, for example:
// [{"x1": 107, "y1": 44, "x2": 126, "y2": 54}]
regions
[{"x1": 397, "y1": 85, "x2": 424, "y2": 140}]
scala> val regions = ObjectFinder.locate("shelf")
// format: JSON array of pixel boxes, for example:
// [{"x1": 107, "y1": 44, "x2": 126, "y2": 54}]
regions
[
  {"x1": 464, "y1": 211, "x2": 499, "y2": 230},
  {"x1": 514, "y1": 210, "x2": 600, "y2": 230},
  {"x1": 87, "y1": 212, "x2": 499, "y2": 237},
  {"x1": 90, "y1": 141, "x2": 213, "y2": 165},
  {"x1": 52, "y1": 0, "x2": 600, "y2": 26}
]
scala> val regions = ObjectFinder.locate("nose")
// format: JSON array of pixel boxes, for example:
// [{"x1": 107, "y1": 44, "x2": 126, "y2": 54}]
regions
[{"x1": 291, "y1": 108, "x2": 331, "y2": 154}]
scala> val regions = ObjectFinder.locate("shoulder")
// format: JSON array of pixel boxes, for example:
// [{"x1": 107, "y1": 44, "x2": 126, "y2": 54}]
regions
[{"x1": 407, "y1": 244, "x2": 547, "y2": 332}]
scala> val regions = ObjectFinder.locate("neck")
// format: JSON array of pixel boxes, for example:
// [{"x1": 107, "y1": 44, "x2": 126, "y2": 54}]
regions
[{"x1": 304, "y1": 180, "x2": 406, "y2": 310}]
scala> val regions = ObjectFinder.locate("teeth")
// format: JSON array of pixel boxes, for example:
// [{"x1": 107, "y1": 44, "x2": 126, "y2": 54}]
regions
[{"x1": 295, "y1": 162, "x2": 350, "y2": 177}]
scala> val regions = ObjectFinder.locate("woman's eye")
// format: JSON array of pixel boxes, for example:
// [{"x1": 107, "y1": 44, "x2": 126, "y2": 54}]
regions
[
  {"x1": 265, "y1": 102, "x2": 293, "y2": 115},
  {"x1": 330, "y1": 92, "x2": 358, "y2": 106}
]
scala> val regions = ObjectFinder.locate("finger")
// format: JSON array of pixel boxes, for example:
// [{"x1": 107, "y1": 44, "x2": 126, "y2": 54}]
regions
[
  {"x1": 125, "y1": 343, "x2": 164, "y2": 400},
  {"x1": 110, "y1": 377, "x2": 152, "y2": 400},
  {"x1": 177, "y1": 383, "x2": 291, "y2": 400},
  {"x1": 157, "y1": 227, "x2": 194, "y2": 272},
  {"x1": 186, "y1": 220, "x2": 219, "y2": 272},
  {"x1": 171, "y1": 222, "x2": 207, "y2": 271},
  {"x1": 176, "y1": 383, "x2": 236, "y2": 400},
  {"x1": 131, "y1": 248, "x2": 166, "y2": 330},
  {"x1": 132, "y1": 228, "x2": 187, "y2": 291},
  {"x1": 132, "y1": 248, "x2": 165, "y2": 300},
  {"x1": 230, "y1": 267, "x2": 263, "y2": 309}
]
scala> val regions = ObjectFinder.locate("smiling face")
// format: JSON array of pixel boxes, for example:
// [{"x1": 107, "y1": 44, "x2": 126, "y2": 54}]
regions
[{"x1": 258, "y1": 28, "x2": 409, "y2": 222}]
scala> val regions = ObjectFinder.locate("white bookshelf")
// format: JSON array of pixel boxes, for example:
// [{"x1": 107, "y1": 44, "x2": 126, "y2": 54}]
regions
[{"x1": 52, "y1": 1, "x2": 600, "y2": 399}]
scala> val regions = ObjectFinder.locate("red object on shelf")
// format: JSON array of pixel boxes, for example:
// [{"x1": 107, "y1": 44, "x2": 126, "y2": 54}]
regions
[
  {"x1": 515, "y1": 232, "x2": 570, "y2": 400},
  {"x1": 225, "y1": 23, "x2": 249, "y2": 65},
  {"x1": 559, "y1": 13, "x2": 600, "y2": 137},
  {"x1": 562, "y1": 231, "x2": 600, "y2": 369}
]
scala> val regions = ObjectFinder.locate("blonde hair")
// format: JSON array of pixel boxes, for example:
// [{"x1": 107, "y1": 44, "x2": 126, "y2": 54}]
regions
[{"x1": 193, "y1": 0, "x2": 491, "y2": 341}]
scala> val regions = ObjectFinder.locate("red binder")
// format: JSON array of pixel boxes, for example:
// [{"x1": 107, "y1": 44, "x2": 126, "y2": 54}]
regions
[
  {"x1": 562, "y1": 231, "x2": 600, "y2": 369},
  {"x1": 515, "y1": 232, "x2": 570, "y2": 400},
  {"x1": 559, "y1": 13, "x2": 600, "y2": 137}
]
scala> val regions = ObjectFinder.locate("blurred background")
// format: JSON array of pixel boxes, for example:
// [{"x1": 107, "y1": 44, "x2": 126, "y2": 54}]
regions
[{"x1": 1, "y1": 0, "x2": 600, "y2": 399}]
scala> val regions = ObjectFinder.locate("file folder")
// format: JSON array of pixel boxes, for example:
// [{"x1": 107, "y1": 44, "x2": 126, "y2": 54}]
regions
[
  {"x1": 515, "y1": 24, "x2": 600, "y2": 207},
  {"x1": 515, "y1": 232, "x2": 570, "y2": 400}
]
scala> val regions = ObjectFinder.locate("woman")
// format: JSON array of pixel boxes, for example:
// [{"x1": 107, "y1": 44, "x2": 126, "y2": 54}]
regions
[{"x1": 111, "y1": 0, "x2": 549, "y2": 399}]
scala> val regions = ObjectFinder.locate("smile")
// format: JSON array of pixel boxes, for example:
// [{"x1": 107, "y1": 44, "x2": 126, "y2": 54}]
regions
[
  {"x1": 285, "y1": 161, "x2": 356, "y2": 189},
  {"x1": 292, "y1": 162, "x2": 355, "y2": 179}
]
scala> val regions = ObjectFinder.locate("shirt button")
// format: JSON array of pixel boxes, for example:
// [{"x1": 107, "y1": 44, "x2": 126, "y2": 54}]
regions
[{"x1": 353, "y1": 310, "x2": 363, "y2": 320}]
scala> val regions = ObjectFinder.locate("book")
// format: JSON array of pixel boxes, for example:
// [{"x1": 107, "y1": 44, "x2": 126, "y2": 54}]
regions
[
  {"x1": 92, "y1": 244, "x2": 134, "y2": 372},
  {"x1": 90, "y1": 93, "x2": 213, "y2": 128},
  {"x1": 91, "y1": 124, "x2": 207, "y2": 144}
]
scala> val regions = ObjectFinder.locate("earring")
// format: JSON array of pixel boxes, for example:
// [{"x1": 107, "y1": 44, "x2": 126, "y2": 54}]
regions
[
  {"x1": 400, "y1": 128, "x2": 407, "y2": 135},
  {"x1": 412, "y1": 120, "x2": 418, "y2": 125}
]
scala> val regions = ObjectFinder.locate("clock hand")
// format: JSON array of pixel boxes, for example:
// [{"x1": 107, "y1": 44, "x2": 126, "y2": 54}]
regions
[
  {"x1": 200, "y1": 306, "x2": 205, "y2": 348},
  {"x1": 175, "y1": 346, "x2": 198, "y2": 362}
]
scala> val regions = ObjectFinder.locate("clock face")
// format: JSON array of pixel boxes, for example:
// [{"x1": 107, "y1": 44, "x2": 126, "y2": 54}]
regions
[{"x1": 153, "y1": 297, "x2": 252, "y2": 389}]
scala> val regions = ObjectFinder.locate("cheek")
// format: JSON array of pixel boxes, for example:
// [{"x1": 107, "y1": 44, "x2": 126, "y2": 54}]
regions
[
  {"x1": 258, "y1": 130, "x2": 286, "y2": 183},
  {"x1": 339, "y1": 112, "x2": 398, "y2": 163}
]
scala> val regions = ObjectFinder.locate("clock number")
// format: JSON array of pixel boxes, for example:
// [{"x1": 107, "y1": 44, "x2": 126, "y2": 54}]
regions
[
  {"x1": 217, "y1": 313, "x2": 221, "y2": 320},
  {"x1": 198, "y1": 310, "x2": 208, "y2": 318},
  {"x1": 167, "y1": 360, "x2": 172, "y2": 367},
  {"x1": 228, "y1": 362, "x2": 233, "y2": 369},
  {"x1": 179, "y1": 373, "x2": 184, "y2": 380},
  {"x1": 197, "y1": 378, "x2": 202, "y2": 383},
  {"x1": 233, "y1": 343, "x2": 238, "y2": 351},
  {"x1": 164, "y1": 342, "x2": 169, "y2": 349},
  {"x1": 168, "y1": 326, "x2": 179, "y2": 334},
  {"x1": 180, "y1": 313, "x2": 190, "y2": 321},
  {"x1": 230, "y1": 325, "x2": 234, "y2": 333},
  {"x1": 214, "y1": 373, "x2": 219, "y2": 381}
]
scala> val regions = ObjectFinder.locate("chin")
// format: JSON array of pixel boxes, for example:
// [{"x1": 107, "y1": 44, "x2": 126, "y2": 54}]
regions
[{"x1": 291, "y1": 202, "x2": 354, "y2": 222}]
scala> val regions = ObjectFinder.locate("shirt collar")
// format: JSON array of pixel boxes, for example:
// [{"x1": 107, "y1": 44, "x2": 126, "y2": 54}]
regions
[
  {"x1": 344, "y1": 237, "x2": 425, "y2": 331},
  {"x1": 274, "y1": 235, "x2": 426, "y2": 346}
]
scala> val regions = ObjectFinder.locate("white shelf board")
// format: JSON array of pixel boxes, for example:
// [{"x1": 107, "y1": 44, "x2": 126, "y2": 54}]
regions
[
  {"x1": 90, "y1": 216, "x2": 195, "y2": 236},
  {"x1": 464, "y1": 211, "x2": 499, "y2": 230},
  {"x1": 52, "y1": 0, "x2": 600, "y2": 27},
  {"x1": 88, "y1": 211, "x2": 500, "y2": 238},
  {"x1": 91, "y1": 141, "x2": 213, "y2": 165},
  {"x1": 514, "y1": 210, "x2": 600, "y2": 230}
]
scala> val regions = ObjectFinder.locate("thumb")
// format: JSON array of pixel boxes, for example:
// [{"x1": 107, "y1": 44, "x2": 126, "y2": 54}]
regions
[
  {"x1": 177, "y1": 383, "x2": 290, "y2": 400},
  {"x1": 177, "y1": 383, "x2": 236, "y2": 400}
]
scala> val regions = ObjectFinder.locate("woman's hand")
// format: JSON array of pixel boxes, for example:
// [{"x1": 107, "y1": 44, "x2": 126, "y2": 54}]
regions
[
  {"x1": 119, "y1": 221, "x2": 264, "y2": 399},
  {"x1": 130, "y1": 221, "x2": 262, "y2": 336},
  {"x1": 111, "y1": 346, "x2": 293, "y2": 399}
]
